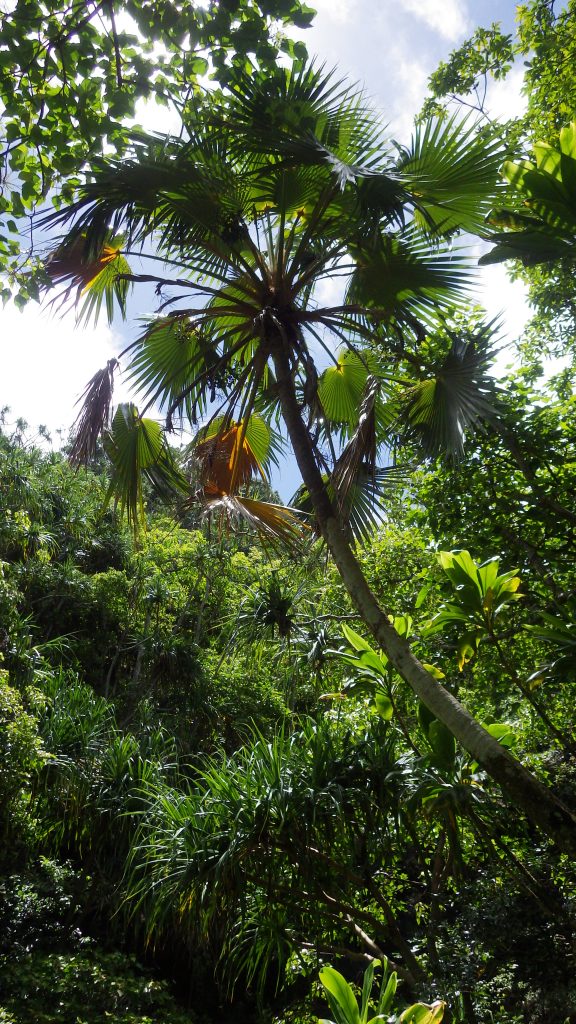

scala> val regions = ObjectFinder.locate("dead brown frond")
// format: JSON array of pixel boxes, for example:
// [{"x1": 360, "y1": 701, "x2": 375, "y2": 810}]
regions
[
  {"x1": 69, "y1": 359, "x2": 119, "y2": 466},
  {"x1": 194, "y1": 422, "x2": 265, "y2": 496},
  {"x1": 202, "y1": 493, "x2": 308, "y2": 553}
]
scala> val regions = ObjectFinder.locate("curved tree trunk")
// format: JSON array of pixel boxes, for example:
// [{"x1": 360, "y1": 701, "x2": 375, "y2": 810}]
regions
[{"x1": 271, "y1": 342, "x2": 576, "y2": 857}]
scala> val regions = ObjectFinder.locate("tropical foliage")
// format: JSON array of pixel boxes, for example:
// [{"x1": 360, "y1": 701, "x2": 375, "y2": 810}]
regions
[
  {"x1": 0, "y1": 0, "x2": 314, "y2": 302},
  {"x1": 2, "y1": 407, "x2": 576, "y2": 1022},
  {"x1": 3, "y1": 4, "x2": 576, "y2": 1023}
]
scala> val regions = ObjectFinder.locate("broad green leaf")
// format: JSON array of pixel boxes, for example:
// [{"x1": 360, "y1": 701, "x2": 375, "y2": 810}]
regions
[
  {"x1": 439, "y1": 549, "x2": 480, "y2": 589},
  {"x1": 359, "y1": 649, "x2": 388, "y2": 675},
  {"x1": 476, "y1": 557, "x2": 499, "y2": 593},
  {"x1": 421, "y1": 663, "x2": 445, "y2": 680},
  {"x1": 377, "y1": 969, "x2": 398, "y2": 1014},
  {"x1": 360, "y1": 958, "x2": 378, "y2": 1024},
  {"x1": 341, "y1": 623, "x2": 372, "y2": 652},
  {"x1": 559, "y1": 123, "x2": 576, "y2": 194},
  {"x1": 319, "y1": 966, "x2": 360, "y2": 1024},
  {"x1": 457, "y1": 631, "x2": 481, "y2": 671},
  {"x1": 428, "y1": 720, "x2": 456, "y2": 768},
  {"x1": 374, "y1": 691, "x2": 393, "y2": 720},
  {"x1": 415, "y1": 581, "x2": 433, "y2": 609},
  {"x1": 483, "y1": 722, "x2": 517, "y2": 749},
  {"x1": 398, "y1": 1002, "x2": 445, "y2": 1024},
  {"x1": 533, "y1": 142, "x2": 562, "y2": 179},
  {"x1": 392, "y1": 614, "x2": 413, "y2": 638}
]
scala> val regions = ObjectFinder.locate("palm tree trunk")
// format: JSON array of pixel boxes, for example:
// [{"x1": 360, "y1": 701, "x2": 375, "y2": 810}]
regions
[{"x1": 271, "y1": 342, "x2": 576, "y2": 856}]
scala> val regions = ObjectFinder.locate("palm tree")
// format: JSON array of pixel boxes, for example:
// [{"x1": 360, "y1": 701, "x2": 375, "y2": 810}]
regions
[{"x1": 43, "y1": 63, "x2": 576, "y2": 851}]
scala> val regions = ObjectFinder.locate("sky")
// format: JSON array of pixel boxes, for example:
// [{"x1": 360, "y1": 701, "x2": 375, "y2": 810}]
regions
[{"x1": 1, "y1": 0, "x2": 533, "y2": 492}]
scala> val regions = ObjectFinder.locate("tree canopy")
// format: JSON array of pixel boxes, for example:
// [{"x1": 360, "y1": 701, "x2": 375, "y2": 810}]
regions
[
  {"x1": 0, "y1": 0, "x2": 314, "y2": 303},
  {"x1": 422, "y1": 0, "x2": 576, "y2": 360}
]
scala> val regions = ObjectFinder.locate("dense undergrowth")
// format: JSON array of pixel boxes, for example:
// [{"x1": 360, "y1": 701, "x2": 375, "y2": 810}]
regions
[{"x1": 1, "y1": 395, "x2": 576, "y2": 1023}]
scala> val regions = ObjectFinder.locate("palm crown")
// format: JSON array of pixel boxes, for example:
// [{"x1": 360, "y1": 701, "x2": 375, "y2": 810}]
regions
[{"x1": 44, "y1": 62, "x2": 502, "y2": 538}]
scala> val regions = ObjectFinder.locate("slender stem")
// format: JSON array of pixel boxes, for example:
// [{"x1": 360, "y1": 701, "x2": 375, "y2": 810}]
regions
[{"x1": 492, "y1": 634, "x2": 575, "y2": 754}]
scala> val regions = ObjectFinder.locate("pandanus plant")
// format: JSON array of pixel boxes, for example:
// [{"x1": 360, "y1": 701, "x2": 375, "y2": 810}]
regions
[{"x1": 42, "y1": 62, "x2": 576, "y2": 851}]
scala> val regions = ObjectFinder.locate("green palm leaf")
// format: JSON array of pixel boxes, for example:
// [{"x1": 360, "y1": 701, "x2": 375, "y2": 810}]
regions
[
  {"x1": 76, "y1": 247, "x2": 132, "y2": 325},
  {"x1": 397, "y1": 115, "x2": 504, "y2": 235},
  {"x1": 126, "y1": 316, "x2": 218, "y2": 424},
  {"x1": 104, "y1": 403, "x2": 188, "y2": 532},
  {"x1": 292, "y1": 464, "x2": 405, "y2": 543},
  {"x1": 221, "y1": 61, "x2": 387, "y2": 183},
  {"x1": 43, "y1": 135, "x2": 253, "y2": 266},
  {"x1": 347, "y1": 232, "x2": 471, "y2": 327},
  {"x1": 400, "y1": 328, "x2": 500, "y2": 458},
  {"x1": 44, "y1": 235, "x2": 131, "y2": 324},
  {"x1": 317, "y1": 349, "x2": 379, "y2": 428}
]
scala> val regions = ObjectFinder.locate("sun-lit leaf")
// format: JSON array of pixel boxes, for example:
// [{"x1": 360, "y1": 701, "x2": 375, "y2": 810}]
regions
[
  {"x1": 401, "y1": 327, "x2": 500, "y2": 459},
  {"x1": 374, "y1": 690, "x2": 393, "y2": 720},
  {"x1": 482, "y1": 722, "x2": 517, "y2": 749},
  {"x1": 319, "y1": 966, "x2": 360, "y2": 1024},
  {"x1": 398, "y1": 1001, "x2": 445, "y2": 1023},
  {"x1": 44, "y1": 234, "x2": 131, "y2": 324},
  {"x1": 425, "y1": 550, "x2": 522, "y2": 670},
  {"x1": 482, "y1": 122, "x2": 576, "y2": 266},
  {"x1": 104, "y1": 403, "x2": 188, "y2": 533},
  {"x1": 318, "y1": 351, "x2": 378, "y2": 427},
  {"x1": 397, "y1": 114, "x2": 504, "y2": 235}
]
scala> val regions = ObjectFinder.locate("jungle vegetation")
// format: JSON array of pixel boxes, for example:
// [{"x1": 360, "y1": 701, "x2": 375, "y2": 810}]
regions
[{"x1": 2, "y1": 1, "x2": 576, "y2": 1022}]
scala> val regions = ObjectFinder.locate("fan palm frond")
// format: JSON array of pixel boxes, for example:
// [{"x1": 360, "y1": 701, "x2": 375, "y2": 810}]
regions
[
  {"x1": 193, "y1": 416, "x2": 283, "y2": 495},
  {"x1": 42, "y1": 137, "x2": 253, "y2": 268},
  {"x1": 396, "y1": 115, "x2": 504, "y2": 235},
  {"x1": 292, "y1": 464, "x2": 406, "y2": 543},
  {"x1": 202, "y1": 493, "x2": 308, "y2": 552},
  {"x1": 125, "y1": 316, "x2": 222, "y2": 425},
  {"x1": 104, "y1": 403, "x2": 189, "y2": 532},
  {"x1": 45, "y1": 235, "x2": 131, "y2": 323},
  {"x1": 346, "y1": 232, "x2": 471, "y2": 328},
  {"x1": 221, "y1": 61, "x2": 389, "y2": 183},
  {"x1": 400, "y1": 326, "x2": 500, "y2": 459},
  {"x1": 317, "y1": 349, "x2": 380, "y2": 430}
]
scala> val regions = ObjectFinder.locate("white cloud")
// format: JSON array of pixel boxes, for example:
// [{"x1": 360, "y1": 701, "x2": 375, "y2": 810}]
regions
[
  {"x1": 306, "y1": 0, "x2": 353, "y2": 22},
  {"x1": 384, "y1": 45, "x2": 430, "y2": 137},
  {"x1": 478, "y1": 262, "x2": 532, "y2": 376},
  {"x1": 0, "y1": 302, "x2": 129, "y2": 441},
  {"x1": 486, "y1": 64, "x2": 527, "y2": 122},
  {"x1": 402, "y1": 0, "x2": 471, "y2": 42}
]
